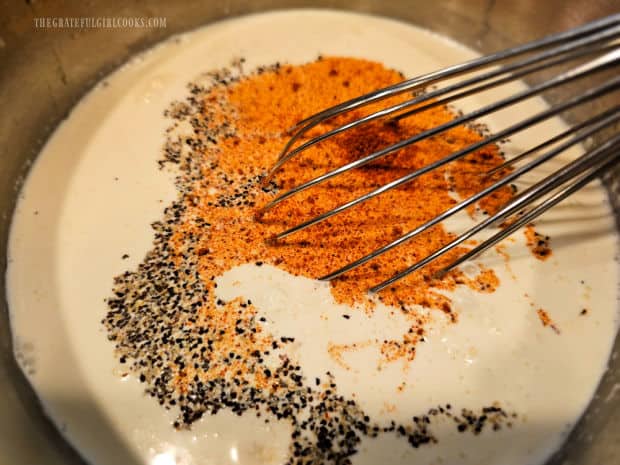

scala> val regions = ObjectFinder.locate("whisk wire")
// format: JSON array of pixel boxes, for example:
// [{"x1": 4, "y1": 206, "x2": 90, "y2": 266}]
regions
[
  {"x1": 285, "y1": 14, "x2": 620, "y2": 137},
  {"x1": 268, "y1": 75, "x2": 620, "y2": 240},
  {"x1": 268, "y1": 26, "x2": 620, "y2": 177},
  {"x1": 320, "y1": 108, "x2": 620, "y2": 282},
  {"x1": 260, "y1": 15, "x2": 620, "y2": 291},
  {"x1": 261, "y1": 49, "x2": 620, "y2": 218},
  {"x1": 371, "y1": 134, "x2": 620, "y2": 292},
  {"x1": 435, "y1": 143, "x2": 620, "y2": 279},
  {"x1": 486, "y1": 105, "x2": 620, "y2": 175}
]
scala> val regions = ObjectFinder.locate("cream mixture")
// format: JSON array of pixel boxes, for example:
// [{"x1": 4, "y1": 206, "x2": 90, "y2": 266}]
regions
[{"x1": 5, "y1": 9, "x2": 619, "y2": 465}]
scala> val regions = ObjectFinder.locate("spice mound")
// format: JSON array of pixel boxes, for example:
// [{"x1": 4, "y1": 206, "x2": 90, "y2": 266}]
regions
[{"x1": 104, "y1": 57, "x2": 522, "y2": 465}]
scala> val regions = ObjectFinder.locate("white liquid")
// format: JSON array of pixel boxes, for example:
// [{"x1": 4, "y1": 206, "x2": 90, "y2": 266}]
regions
[{"x1": 5, "y1": 9, "x2": 619, "y2": 465}]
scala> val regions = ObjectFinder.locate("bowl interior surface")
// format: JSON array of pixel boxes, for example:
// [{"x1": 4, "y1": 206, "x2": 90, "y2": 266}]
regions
[{"x1": 0, "y1": 1, "x2": 618, "y2": 464}]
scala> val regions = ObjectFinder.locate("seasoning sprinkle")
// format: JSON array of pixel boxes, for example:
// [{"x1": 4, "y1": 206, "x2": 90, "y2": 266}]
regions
[{"x1": 103, "y1": 57, "x2": 523, "y2": 464}]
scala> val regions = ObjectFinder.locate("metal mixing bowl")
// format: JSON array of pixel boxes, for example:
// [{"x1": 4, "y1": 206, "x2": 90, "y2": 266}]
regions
[{"x1": 1, "y1": 1, "x2": 619, "y2": 464}]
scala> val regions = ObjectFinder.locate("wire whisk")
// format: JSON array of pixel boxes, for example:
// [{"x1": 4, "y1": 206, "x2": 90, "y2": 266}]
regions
[{"x1": 259, "y1": 14, "x2": 620, "y2": 293}]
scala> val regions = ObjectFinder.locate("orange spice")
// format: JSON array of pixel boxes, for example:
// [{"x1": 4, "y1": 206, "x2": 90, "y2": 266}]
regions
[
  {"x1": 172, "y1": 57, "x2": 518, "y2": 369},
  {"x1": 327, "y1": 340, "x2": 374, "y2": 371},
  {"x1": 494, "y1": 243, "x2": 516, "y2": 280},
  {"x1": 104, "y1": 57, "x2": 524, "y2": 450},
  {"x1": 524, "y1": 224, "x2": 552, "y2": 260},
  {"x1": 172, "y1": 297, "x2": 279, "y2": 395},
  {"x1": 536, "y1": 308, "x2": 560, "y2": 334}
]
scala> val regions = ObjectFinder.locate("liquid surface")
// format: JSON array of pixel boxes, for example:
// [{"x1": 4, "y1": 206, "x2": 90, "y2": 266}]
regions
[{"x1": 6, "y1": 9, "x2": 619, "y2": 465}]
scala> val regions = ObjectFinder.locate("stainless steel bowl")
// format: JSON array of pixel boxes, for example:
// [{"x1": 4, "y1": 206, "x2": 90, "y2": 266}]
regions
[{"x1": 1, "y1": 1, "x2": 619, "y2": 464}]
